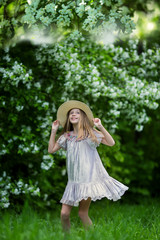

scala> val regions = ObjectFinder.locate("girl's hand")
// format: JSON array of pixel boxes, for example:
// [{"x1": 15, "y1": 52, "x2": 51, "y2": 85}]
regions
[
  {"x1": 93, "y1": 118, "x2": 102, "y2": 129},
  {"x1": 52, "y1": 120, "x2": 60, "y2": 131}
]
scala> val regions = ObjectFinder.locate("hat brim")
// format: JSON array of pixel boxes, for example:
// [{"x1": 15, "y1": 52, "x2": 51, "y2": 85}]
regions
[{"x1": 57, "y1": 100, "x2": 94, "y2": 127}]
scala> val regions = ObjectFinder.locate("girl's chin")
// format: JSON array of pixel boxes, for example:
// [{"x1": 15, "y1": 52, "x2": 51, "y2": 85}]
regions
[{"x1": 70, "y1": 121, "x2": 79, "y2": 124}]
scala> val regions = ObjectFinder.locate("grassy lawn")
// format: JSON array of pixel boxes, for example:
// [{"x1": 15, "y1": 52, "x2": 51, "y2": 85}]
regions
[{"x1": 0, "y1": 198, "x2": 160, "y2": 240}]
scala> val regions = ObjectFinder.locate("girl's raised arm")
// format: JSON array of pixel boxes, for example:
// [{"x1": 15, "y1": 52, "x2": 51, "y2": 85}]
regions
[
  {"x1": 48, "y1": 120, "x2": 61, "y2": 153},
  {"x1": 93, "y1": 118, "x2": 115, "y2": 146}
]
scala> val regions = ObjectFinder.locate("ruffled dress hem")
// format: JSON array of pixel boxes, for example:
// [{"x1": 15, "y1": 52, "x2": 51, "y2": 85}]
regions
[{"x1": 60, "y1": 178, "x2": 129, "y2": 207}]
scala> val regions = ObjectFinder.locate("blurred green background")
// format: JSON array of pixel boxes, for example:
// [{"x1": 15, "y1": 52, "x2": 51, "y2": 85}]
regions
[{"x1": 0, "y1": 0, "x2": 160, "y2": 210}]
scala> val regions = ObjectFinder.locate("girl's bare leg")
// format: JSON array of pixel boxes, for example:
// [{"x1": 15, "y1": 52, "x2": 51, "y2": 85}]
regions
[
  {"x1": 61, "y1": 204, "x2": 72, "y2": 232},
  {"x1": 78, "y1": 197, "x2": 92, "y2": 229}
]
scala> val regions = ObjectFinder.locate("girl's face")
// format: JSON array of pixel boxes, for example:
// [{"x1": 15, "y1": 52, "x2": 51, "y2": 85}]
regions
[{"x1": 69, "y1": 108, "x2": 81, "y2": 125}]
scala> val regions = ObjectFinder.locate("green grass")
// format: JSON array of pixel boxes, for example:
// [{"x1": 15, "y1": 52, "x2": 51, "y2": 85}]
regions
[{"x1": 0, "y1": 198, "x2": 160, "y2": 240}]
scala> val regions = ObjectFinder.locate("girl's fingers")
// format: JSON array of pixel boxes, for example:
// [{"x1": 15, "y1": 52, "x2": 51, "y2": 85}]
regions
[
  {"x1": 53, "y1": 120, "x2": 59, "y2": 124},
  {"x1": 52, "y1": 120, "x2": 59, "y2": 128},
  {"x1": 93, "y1": 118, "x2": 101, "y2": 127},
  {"x1": 94, "y1": 118, "x2": 100, "y2": 123}
]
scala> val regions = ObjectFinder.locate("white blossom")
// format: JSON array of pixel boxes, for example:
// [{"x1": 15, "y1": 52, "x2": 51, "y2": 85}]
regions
[
  {"x1": 79, "y1": 0, "x2": 86, "y2": 6},
  {"x1": 17, "y1": 180, "x2": 23, "y2": 188},
  {"x1": 43, "y1": 194, "x2": 48, "y2": 201},
  {"x1": 1, "y1": 190, "x2": 8, "y2": 196},
  {"x1": 42, "y1": 102, "x2": 49, "y2": 108},
  {"x1": 135, "y1": 124, "x2": 144, "y2": 132},
  {"x1": 13, "y1": 188, "x2": 20, "y2": 195},
  {"x1": 16, "y1": 105, "x2": 24, "y2": 111},
  {"x1": 3, "y1": 203, "x2": 10, "y2": 208},
  {"x1": 31, "y1": 187, "x2": 40, "y2": 196},
  {"x1": 61, "y1": 169, "x2": 66, "y2": 176}
]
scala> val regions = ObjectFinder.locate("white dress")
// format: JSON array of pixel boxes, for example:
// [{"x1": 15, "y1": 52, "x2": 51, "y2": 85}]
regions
[{"x1": 57, "y1": 130, "x2": 128, "y2": 207}]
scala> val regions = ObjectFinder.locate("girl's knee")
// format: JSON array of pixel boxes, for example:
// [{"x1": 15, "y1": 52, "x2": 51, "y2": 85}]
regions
[
  {"x1": 78, "y1": 210, "x2": 88, "y2": 220},
  {"x1": 61, "y1": 209, "x2": 70, "y2": 220}
]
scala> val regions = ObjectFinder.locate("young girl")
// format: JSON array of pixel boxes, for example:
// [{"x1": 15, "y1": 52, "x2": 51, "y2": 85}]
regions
[{"x1": 48, "y1": 100, "x2": 128, "y2": 232}]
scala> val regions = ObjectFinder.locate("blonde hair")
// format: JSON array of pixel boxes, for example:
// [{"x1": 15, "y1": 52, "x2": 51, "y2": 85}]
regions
[{"x1": 63, "y1": 109, "x2": 98, "y2": 142}]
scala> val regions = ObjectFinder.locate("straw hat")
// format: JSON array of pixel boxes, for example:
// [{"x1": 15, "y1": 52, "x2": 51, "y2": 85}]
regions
[{"x1": 57, "y1": 100, "x2": 94, "y2": 127}]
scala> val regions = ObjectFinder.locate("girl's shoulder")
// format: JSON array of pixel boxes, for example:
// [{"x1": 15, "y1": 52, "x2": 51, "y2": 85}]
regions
[
  {"x1": 92, "y1": 128, "x2": 103, "y2": 137},
  {"x1": 86, "y1": 128, "x2": 103, "y2": 148}
]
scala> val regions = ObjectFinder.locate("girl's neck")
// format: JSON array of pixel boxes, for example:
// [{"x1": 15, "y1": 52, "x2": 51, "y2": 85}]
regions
[{"x1": 72, "y1": 124, "x2": 79, "y2": 135}]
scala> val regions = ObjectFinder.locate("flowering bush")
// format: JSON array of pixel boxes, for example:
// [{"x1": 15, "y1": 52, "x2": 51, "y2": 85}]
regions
[
  {"x1": 0, "y1": 36, "x2": 160, "y2": 208},
  {"x1": 36, "y1": 35, "x2": 160, "y2": 132},
  {"x1": 0, "y1": 171, "x2": 40, "y2": 208}
]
